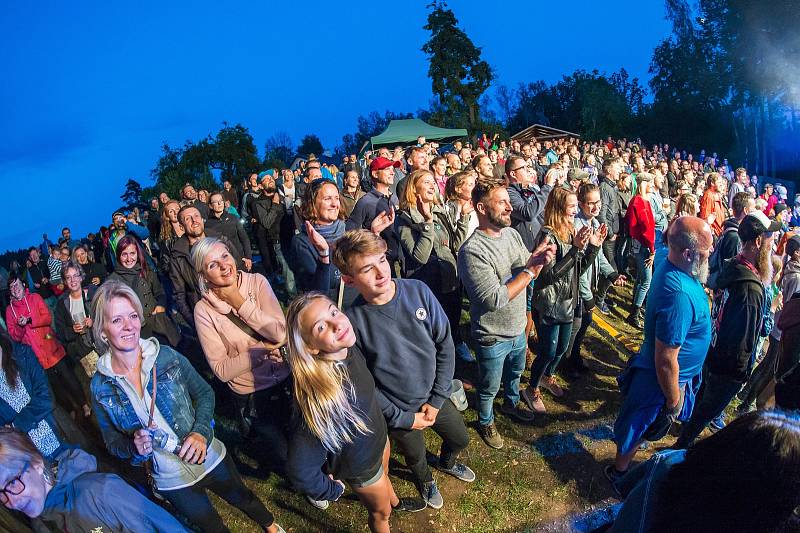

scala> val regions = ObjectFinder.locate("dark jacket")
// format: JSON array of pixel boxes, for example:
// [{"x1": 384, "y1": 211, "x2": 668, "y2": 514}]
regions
[
  {"x1": 54, "y1": 291, "x2": 95, "y2": 362},
  {"x1": 108, "y1": 266, "x2": 166, "y2": 319},
  {"x1": 0, "y1": 343, "x2": 59, "y2": 447},
  {"x1": 289, "y1": 221, "x2": 343, "y2": 293},
  {"x1": 346, "y1": 189, "x2": 400, "y2": 262},
  {"x1": 776, "y1": 293, "x2": 800, "y2": 409},
  {"x1": 532, "y1": 228, "x2": 599, "y2": 323},
  {"x1": 205, "y1": 210, "x2": 252, "y2": 261},
  {"x1": 286, "y1": 345, "x2": 387, "y2": 502},
  {"x1": 79, "y1": 261, "x2": 107, "y2": 298},
  {"x1": 707, "y1": 217, "x2": 742, "y2": 290},
  {"x1": 598, "y1": 175, "x2": 621, "y2": 235},
  {"x1": 169, "y1": 235, "x2": 202, "y2": 327},
  {"x1": 249, "y1": 193, "x2": 285, "y2": 241},
  {"x1": 222, "y1": 187, "x2": 239, "y2": 210},
  {"x1": 507, "y1": 183, "x2": 552, "y2": 251},
  {"x1": 33, "y1": 448, "x2": 188, "y2": 533},
  {"x1": 706, "y1": 258, "x2": 768, "y2": 381}
]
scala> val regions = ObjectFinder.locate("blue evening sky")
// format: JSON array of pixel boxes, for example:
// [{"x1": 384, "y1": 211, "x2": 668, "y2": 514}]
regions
[{"x1": 1, "y1": 1, "x2": 671, "y2": 253}]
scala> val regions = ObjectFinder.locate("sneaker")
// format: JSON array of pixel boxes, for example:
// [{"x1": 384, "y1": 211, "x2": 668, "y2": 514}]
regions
[
  {"x1": 540, "y1": 376, "x2": 565, "y2": 398},
  {"x1": 478, "y1": 422, "x2": 504, "y2": 449},
  {"x1": 631, "y1": 307, "x2": 645, "y2": 329},
  {"x1": 421, "y1": 480, "x2": 444, "y2": 509},
  {"x1": 392, "y1": 497, "x2": 426, "y2": 513},
  {"x1": 499, "y1": 400, "x2": 536, "y2": 424},
  {"x1": 603, "y1": 465, "x2": 625, "y2": 497},
  {"x1": 709, "y1": 413, "x2": 727, "y2": 433},
  {"x1": 436, "y1": 462, "x2": 476, "y2": 483},
  {"x1": 455, "y1": 342, "x2": 475, "y2": 362},
  {"x1": 520, "y1": 387, "x2": 547, "y2": 414},
  {"x1": 305, "y1": 495, "x2": 329, "y2": 510},
  {"x1": 597, "y1": 300, "x2": 611, "y2": 314}
]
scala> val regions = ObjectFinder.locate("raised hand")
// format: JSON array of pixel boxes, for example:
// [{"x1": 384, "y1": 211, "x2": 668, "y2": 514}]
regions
[
  {"x1": 305, "y1": 221, "x2": 330, "y2": 257},
  {"x1": 526, "y1": 235, "x2": 557, "y2": 277},
  {"x1": 589, "y1": 223, "x2": 608, "y2": 247},
  {"x1": 573, "y1": 225, "x2": 592, "y2": 249},
  {"x1": 370, "y1": 206, "x2": 395, "y2": 235},
  {"x1": 416, "y1": 195, "x2": 433, "y2": 222}
]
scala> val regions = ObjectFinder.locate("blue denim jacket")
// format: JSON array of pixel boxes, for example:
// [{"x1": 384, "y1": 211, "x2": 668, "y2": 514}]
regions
[{"x1": 90, "y1": 344, "x2": 215, "y2": 466}]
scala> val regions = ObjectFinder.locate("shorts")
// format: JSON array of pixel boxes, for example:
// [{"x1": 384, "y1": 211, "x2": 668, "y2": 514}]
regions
[{"x1": 345, "y1": 458, "x2": 384, "y2": 489}]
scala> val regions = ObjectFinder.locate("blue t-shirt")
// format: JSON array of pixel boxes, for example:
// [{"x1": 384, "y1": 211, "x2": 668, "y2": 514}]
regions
[{"x1": 632, "y1": 259, "x2": 711, "y2": 382}]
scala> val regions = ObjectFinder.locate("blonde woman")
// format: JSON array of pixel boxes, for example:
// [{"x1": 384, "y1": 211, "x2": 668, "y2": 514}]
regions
[
  {"x1": 285, "y1": 293, "x2": 424, "y2": 533},
  {"x1": 396, "y1": 169, "x2": 471, "y2": 360},
  {"x1": 522, "y1": 188, "x2": 602, "y2": 414},
  {"x1": 191, "y1": 237, "x2": 291, "y2": 448}
]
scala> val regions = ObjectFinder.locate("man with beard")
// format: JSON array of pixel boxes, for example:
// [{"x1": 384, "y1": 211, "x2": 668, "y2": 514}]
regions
[
  {"x1": 180, "y1": 183, "x2": 209, "y2": 218},
  {"x1": 606, "y1": 216, "x2": 713, "y2": 491},
  {"x1": 458, "y1": 177, "x2": 556, "y2": 449},
  {"x1": 169, "y1": 205, "x2": 215, "y2": 327},
  {"x1": 673, "y1": 211, "x2": 779, "y2": 448},
  {"x1": 249, "y1": 171, "x2": 286, "y2": 277}
]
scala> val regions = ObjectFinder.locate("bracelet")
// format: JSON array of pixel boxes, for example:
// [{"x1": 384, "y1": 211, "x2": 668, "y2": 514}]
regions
[
  {"x1": 318, "y1": 250, "x2": 330, "y2": 258},
  {"x1": 522, "y1": 268, "x2": 535, "y2": 279}
]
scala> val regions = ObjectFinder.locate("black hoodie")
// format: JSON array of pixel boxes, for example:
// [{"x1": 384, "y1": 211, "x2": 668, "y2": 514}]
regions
[
  {"x1": 706, "y1": 257, "x2": 767, "y2": 381},
  {"x1": 776, "y1": 293, "x2": 800, "y2": 409}
]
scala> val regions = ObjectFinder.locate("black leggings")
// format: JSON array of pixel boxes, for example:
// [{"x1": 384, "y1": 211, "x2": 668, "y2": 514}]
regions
[
  {"x1": 161, "y1": 452, "x2": 274, "y2": 533},
  {"x1": 46, "y1": 358, "x2": 86, "y2": 414}
]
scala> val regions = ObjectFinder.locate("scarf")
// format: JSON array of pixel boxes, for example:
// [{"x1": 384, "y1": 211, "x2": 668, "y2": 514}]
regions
[{"x1": 313, "y1": 219, "x2": 346, "y2": 243}]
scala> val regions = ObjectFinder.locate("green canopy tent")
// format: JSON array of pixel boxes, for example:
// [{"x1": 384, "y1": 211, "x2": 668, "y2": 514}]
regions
[{"x1": 369, "y1": 119, "x2": 468, "y2": 150}]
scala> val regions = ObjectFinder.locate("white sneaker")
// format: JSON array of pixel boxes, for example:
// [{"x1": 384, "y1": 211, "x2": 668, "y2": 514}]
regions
[{"x1": 306, "y1": 495, "x2": 329, "y2": 510}]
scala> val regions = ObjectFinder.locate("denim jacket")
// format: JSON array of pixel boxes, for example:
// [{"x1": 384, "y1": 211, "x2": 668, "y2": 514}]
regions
[{"x1": 90, "y1": 340, "x2": 215, "y2": 467}]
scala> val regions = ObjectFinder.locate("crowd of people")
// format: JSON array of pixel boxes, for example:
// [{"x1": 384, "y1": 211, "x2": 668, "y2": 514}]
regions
[{"x1": 0, "y1": 134, "x2": 799, "y2": 532}]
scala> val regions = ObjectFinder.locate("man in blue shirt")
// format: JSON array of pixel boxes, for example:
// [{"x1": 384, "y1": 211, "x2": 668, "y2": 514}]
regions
[{"x1": 606, "y1": 216, "x2": 714, "y2": 490}]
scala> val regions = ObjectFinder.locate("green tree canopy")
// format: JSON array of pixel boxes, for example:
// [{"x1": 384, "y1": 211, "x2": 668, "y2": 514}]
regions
[{"x1": 422, "y1": 1, "x2": 494, "y2": 130}]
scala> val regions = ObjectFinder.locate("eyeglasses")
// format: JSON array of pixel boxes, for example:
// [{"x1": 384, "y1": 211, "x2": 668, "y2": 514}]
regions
[
  {"x1": 511, "y1": 166, "x2": 528, "y2": 172},
  {"x1": 0, "y1": 463, "x2": 29, "y2": 505},
  {"x1": 64, "y1": 274, "x2": 82, "y2": 282}
]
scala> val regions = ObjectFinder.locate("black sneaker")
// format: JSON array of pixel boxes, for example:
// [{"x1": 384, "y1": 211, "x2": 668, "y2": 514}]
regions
[
  {"x1": 392, "y1": 497, "x2": 426, "y2": 513},
  {"x1": 603, "y1": 465, "x2": 625, "y2": 497},
  {"x1": 499, "y1": 401, "x2": 536, "y2": 424}
]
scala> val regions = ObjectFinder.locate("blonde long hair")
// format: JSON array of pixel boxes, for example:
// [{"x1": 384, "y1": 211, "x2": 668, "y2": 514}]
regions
[
  {"x1": 286, "y1": 292, "x2": 370, "y2": 452},
  {"x1": 542, "y1": 187, "x2": 577, "y2": 243}
]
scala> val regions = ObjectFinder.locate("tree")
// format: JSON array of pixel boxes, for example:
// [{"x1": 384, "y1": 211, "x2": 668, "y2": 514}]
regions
[
  {"x1": 421, "y1": 1, "x2": 494, "y2": 130},
  {"x1": 210, "y1": 123, "x2": 260, "y2": 184},
  {"x1": 264, "y1": 131, "x2": 294, "y2": 167},
  {"x1": 120, "y1": 179, "x2": 145, "y2": 211},
  {"x1": 297, "y1": 134, "x2": 323, "y2": 158}
]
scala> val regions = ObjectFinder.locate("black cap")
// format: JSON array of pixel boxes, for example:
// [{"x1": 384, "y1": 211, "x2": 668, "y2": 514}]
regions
[{"x1": 739, "y1": 211, "x2": 782, "y2": 242}]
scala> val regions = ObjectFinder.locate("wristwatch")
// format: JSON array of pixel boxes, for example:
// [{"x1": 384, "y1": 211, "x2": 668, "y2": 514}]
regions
[{"x1": 318, "y1": 249, "x2": 330, "y2": 258}]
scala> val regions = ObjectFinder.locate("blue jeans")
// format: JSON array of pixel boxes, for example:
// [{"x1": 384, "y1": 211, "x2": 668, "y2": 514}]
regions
[
  {"x1": 633, "y1": 246, "x2": 653, "y2": 307},
  {"x1": 474, "y1": 332, "x2": 527, "y2": 426},
  {"x1": 676, "y1": 370, "x2": 742, "y2": 447},
  {"x1": 530, "y1": 317, "x2": 573, "y2": 388}
]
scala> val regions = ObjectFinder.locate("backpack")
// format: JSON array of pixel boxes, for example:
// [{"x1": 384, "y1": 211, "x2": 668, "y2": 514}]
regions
[{"x1": 707, "y1": 225, "x2": 739, "y2": 290}]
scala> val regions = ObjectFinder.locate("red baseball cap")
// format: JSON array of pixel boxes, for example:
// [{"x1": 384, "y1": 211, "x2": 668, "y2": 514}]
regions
[{"x1": 370, "y1": 156, "x2": 401, "y2": 172}]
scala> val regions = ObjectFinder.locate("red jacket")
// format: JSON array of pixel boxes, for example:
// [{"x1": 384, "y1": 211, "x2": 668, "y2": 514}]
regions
[
  {"x1": 5, "y1": 291, "x2": 65, "y2": 370},
  {"x1": 625, "y1": 195, "x2": 656, "y2": 254}
]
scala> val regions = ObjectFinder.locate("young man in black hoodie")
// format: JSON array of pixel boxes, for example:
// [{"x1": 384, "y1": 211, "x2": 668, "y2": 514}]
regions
[
  {"x1": 707, "y1": 191, "x2": 754, "y2": 290},
  {"x1": 674, "y1": 211, "x2": 780, "y2": 448},
  {"x1": 334, "y1": 230, "x2": 474, "y2": 511}
]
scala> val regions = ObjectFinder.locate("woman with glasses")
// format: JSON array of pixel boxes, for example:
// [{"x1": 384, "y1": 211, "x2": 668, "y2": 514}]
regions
[
  {"x1": 54, "y1": 261, "x2": 98, "y2": 381},
  {"x1": 6, "y1": 273, "x2": 89, "y2": 421},
  {"x1": 0, "y1": 427, "x2": 187, "y2": 531},
  {"x1": 89, "y1": 281, "x2": 285, "y2": 532}
]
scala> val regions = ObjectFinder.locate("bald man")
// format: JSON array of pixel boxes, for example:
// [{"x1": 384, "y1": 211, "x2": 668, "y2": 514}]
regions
[{"x1": 605, "y1": 217, "x2": 714, "y2": 491}]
